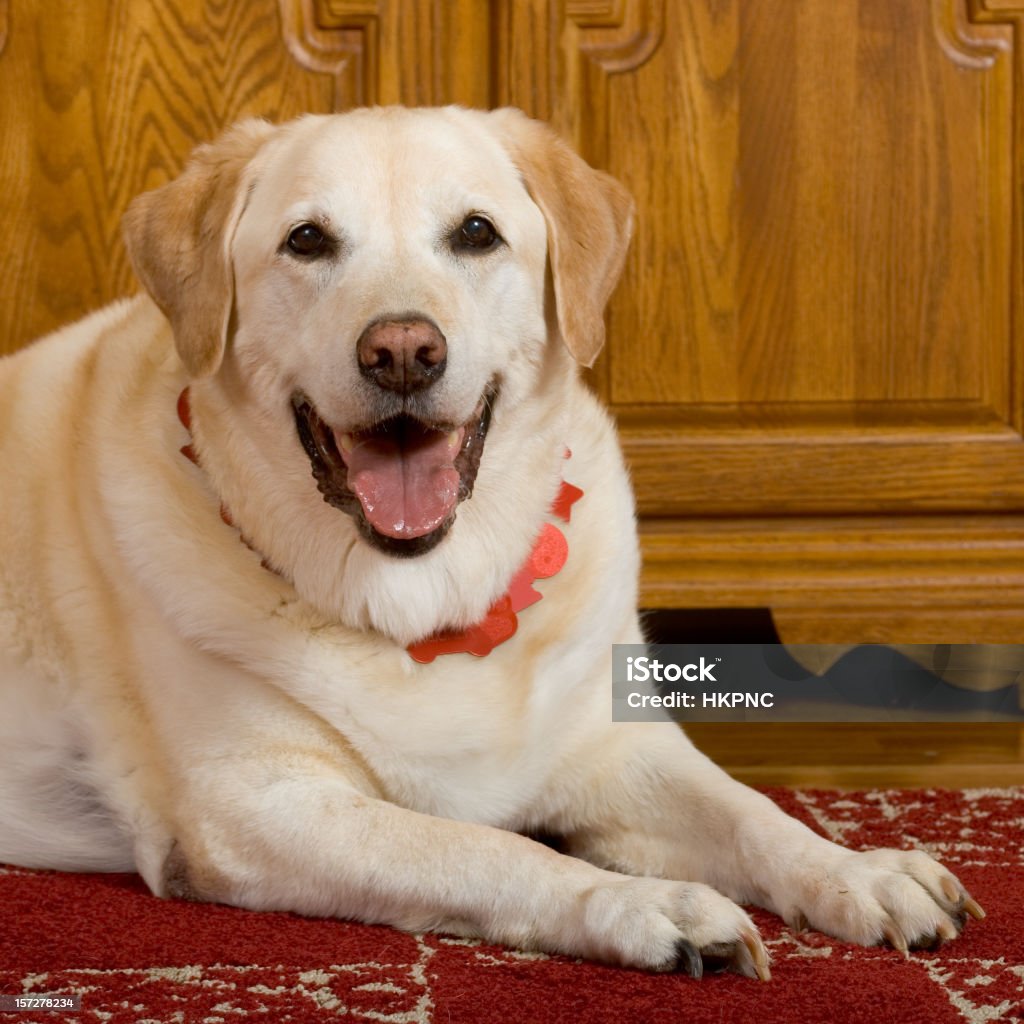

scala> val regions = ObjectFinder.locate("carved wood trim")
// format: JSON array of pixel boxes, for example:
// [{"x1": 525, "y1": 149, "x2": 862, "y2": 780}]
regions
[
  {"x1": 284, "y1": 0, "x2": 491, "y2": 109},
  {"x1": 971, "y1": 0, "x2": 1024, "y2": 13},
  {"x1": 640, "y1": 514, "x2": 1024, "y2": 620},
  {"x1": 317, "y1": 0, "x2": 379, "y2": 16},
  {"x1": 935, "y1": 0, "x2": 1011, "y2": 67},
  {"x1": 563, "y1": 0, "x2": 664, "y2": 155},
  {"x1": 566, "y1": 0, "x2": 663, "y2": 75},
  {"x1": 278, "y1": 0, "x2": 378, "y2": 108},
  {"x1": 773, "y1": 609, "x2": 1024, "y2": 651},
  {"x1": 492, "y1": 0, "x2": 663, "y2": 136},
  {"x1": 619, "y1": 400, "x2": 1024, "y2": 516},
  {"x1": 567, "y1": 0, "x2": 625, "y2": 25}
]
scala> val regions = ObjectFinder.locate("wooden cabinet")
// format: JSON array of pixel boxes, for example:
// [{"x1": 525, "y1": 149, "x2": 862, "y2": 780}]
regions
[{"x1": 2, "y1": 0, "x2": 1023, "y2": 643}]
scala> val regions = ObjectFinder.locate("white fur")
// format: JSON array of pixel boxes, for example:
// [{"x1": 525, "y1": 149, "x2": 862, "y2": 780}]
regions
[{"x1": 0, "y1": 107, "x2": 976, "y2": 975}]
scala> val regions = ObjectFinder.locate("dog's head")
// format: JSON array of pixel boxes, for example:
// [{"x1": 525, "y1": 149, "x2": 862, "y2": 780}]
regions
[{"x1": 124, "y1": 108, "x2": 632, "y2": 640}]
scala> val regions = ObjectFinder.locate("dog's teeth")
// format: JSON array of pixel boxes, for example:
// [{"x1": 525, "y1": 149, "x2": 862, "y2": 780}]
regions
[
  {"x1": 339, "y1": 433, "x2": 354, "y2": 454},
  {"x1": 447, "y1": 431, "x2": 460, "y2": 449}
]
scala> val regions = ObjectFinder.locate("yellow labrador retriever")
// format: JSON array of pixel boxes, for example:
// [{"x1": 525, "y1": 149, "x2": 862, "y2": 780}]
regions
[{"x1": 0, "y1": 107, "x2": 982, "y2": 979}]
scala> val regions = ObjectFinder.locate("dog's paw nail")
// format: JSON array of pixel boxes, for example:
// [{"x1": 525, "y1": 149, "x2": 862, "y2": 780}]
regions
[
  {"x1": 672, "y1": 938, "x2": 703, "y2": 979},
  {"x1": 686, "y1": 933, "x2": 769, "y2": 982},
  {"x1": 741, "y1": 928, "x2": 771, "y2": 982},
  {"x1": 882, "y1": 921, "x2": 908, "y2": 954},
  {"x1": 939, "y1": 876, "x2": 960, "y2": 903},
  {"x1": 939, "y1": 876, "x2": 985, "y2": 926},
  {"x1": 964, "y1": 897, "x2": 986, "y2": 921}
]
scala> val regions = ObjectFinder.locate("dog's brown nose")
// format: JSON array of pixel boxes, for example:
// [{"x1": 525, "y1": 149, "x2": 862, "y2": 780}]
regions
[{"x1": 357, "y1": 317, "x2": 447, "y2": 395}]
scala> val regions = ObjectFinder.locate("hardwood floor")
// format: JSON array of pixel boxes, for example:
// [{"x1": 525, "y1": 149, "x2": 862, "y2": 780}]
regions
[{"x1": 685, "y1": 723, "x2": 1024, "y2": 789}]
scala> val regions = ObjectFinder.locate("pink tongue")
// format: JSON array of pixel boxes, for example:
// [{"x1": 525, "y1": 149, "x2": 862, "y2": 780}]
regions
[{"x1": 340, "y1": 427, "x2": 462, "y2": 539}]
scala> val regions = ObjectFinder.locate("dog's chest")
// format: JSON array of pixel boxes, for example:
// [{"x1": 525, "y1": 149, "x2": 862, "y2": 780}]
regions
[{"x1": 317, "y1": 643, "x2": 594, "y2": 827}]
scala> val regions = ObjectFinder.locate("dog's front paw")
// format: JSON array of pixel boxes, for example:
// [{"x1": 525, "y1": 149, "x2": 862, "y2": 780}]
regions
[
  {"x1": 786, "y1": 848, "x2": 985, "y2": 951},
  {"x1": 581, "y1": 878, "x2": 770, "y2": 980}
]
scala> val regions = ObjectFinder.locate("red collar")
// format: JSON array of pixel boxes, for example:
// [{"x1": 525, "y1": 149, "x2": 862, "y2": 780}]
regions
[
  {"x1": 177, "y1": 388, "x2": 582, "y2": 662},
  {"x1": 407, "y1": 472, "x2": 582, "y2": 663}
]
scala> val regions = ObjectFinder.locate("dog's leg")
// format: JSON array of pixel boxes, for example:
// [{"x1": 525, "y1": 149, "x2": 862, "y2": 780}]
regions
[
  {"x1": 548, "y1": 722, "x2": 983, "y2": 953},
  {"x1": 162, "y1": 767, "x2": 768, "y2": 979}
]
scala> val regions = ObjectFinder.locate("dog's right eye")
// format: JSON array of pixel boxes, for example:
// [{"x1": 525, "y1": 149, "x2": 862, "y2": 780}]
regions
[
  {"x1": 454, "y1": 215, "x2": 501, "y2": 252},
  {"x1": 286, "y1": 223, "x2": 329, "y2": 257}
]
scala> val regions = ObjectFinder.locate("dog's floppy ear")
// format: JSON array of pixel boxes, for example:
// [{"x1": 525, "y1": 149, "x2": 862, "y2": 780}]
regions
[
  {"x1": 489, "y1": 108, "x2": 634, "y2": 367},
  {"x1": 122, "y1": 118, "x2": 276, "y2": 378}
]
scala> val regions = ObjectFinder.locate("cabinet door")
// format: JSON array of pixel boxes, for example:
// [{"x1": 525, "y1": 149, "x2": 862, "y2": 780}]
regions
[{"x1": 495, "y1": 0, "x2": 1024, "y2": 640}]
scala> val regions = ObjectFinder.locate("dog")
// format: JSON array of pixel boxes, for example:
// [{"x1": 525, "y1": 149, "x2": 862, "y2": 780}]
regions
[{"x1": 0, "y1": 106, "x2": 983, "y2": 979}]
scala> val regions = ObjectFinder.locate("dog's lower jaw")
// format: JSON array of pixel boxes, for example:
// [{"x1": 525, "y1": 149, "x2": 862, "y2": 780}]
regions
[{"x1": 351, "y1": 513, "x2": 454, "y2": 559}]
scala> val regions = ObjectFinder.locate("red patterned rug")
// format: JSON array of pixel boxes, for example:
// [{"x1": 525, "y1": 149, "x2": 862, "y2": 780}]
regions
[{"x1": 2, "y1": 788, "x2": 1022, "y2": 1024}]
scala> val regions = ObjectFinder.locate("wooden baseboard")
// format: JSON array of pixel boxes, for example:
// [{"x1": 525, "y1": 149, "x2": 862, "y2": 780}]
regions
[
  {"x1": 639, "y1": 517, "x2": 1024, "y2": 647},
  {"x1": 685, "y1": 722, "x2": 1024, "y2": 789}
]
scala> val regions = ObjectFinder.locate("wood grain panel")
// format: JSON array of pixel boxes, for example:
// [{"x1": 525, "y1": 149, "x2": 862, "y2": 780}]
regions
[
  {"x1": 603, "y1": 0, "x2": 737, "y2": 404},
  {"x1": 492, "y1": 0, "x2": 562, "y2": 125},
  {"x1": 736, "y1": 1, "x2": 800, "y2": 402},
  {"x1": 0, "y1": 0, "x2": 338, "y2": 354},
  {"x1": 602, "y1": 0, "x2": 1014, "y2": 408}
]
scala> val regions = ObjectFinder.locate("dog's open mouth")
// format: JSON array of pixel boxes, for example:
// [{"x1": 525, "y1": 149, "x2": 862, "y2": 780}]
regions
[{"x1": 292, "y1": 389, "x2": 495, "y2": 557}]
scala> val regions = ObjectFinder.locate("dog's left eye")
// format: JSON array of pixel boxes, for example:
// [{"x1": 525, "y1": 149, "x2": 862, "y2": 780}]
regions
[
  {"x1": 456, "y1": 215, "x2": 500, "y2": 251},
  {"x1": 286, "y1": 223, "x2": 330, "y2": 257}
]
